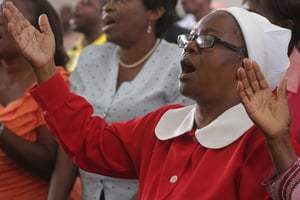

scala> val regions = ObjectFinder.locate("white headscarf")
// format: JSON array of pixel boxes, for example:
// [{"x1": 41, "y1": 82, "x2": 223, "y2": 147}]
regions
[{"x1": 217, "y1": 7, "x2": 291, "y2": 90}]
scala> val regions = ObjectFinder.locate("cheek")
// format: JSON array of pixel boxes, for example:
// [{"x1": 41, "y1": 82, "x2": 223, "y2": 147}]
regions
[
  {"x1": 121, "y1": 10, "x2": 147, "y2": 30},
  {"x1": 132, "y1": 10, "x2": 147, "y2": 23},
  {"x1": 198, "y1": 56, "x2": 239, "y2": 87}
]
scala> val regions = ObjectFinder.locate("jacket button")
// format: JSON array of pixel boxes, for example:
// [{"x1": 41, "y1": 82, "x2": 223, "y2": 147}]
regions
[{"x1": 170, "y1": 175, "x2": 178, "y2": 183}]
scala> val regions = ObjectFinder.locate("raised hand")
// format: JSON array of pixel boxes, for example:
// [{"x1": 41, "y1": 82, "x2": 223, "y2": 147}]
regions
[
  {"x1": 2, "y1": 1, "x2": 55, "y2": 70},
  {"x1": 237, "y1": 59, "x2": 290, "y2": 139}
]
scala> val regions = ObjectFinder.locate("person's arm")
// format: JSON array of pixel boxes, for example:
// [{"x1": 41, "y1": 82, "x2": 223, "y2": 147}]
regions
[
  {"x1": 237, "y1": 58, "x2": 299, "y2": 199},
  {"x1": 48, "y1": 147, "x2": 79, "y2": 200},
  {"x1": 264, "y1": 158, "x2": 300, "y2": 200},
  {"x1": 237, "y1": 59, "x2": 296, "y2": 173},
  {"x1": 0, "y1": 124, "x2": 57, "y2": 180},
  {"x1": 3, "y1": 2, "x2": 141, "y2": 178}
]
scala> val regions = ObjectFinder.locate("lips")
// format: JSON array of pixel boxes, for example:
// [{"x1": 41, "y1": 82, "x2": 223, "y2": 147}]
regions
[
  {"x1": 102, "y1": 15, "x2": 115, "y2": 27},
  {"x1": 180, "y1": 58, "x2": 196, "y2": 74},
  {"x1": 72, "y1": 14, "x2": 81, "y2": 25}
]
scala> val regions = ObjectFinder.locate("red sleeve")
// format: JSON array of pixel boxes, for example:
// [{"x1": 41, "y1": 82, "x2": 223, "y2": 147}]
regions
[
  {"x1": 56, "y1": 66, "x2": 70, "y2": 88},
  {"x1": 30, "y1": 73, "x2": 136, "y2": 178},
  {"x1": 30, "y1": 73, "x2": 177, "y2": 179}
]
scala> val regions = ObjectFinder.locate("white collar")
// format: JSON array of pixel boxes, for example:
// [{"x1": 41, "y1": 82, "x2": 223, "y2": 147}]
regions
[{"x1": 155, "y1": 104, "x2": 254, "y2": 149}]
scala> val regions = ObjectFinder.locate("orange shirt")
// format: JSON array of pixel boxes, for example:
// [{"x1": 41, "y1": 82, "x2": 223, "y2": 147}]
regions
[
  {"x1": 0, "y1": 67, "x2": 80, "y2": 199},
  {"x1": 0, "y1": 91, "x2": 49, "y2": 199}
]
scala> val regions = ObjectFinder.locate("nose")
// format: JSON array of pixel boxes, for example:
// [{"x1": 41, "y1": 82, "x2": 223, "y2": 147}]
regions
[
  {"x1": 183, "y1": 41, "x2": 200, "y2": 54},
  {"x1": 102, "y1": 1, "x2": 115, "y2": 12}
]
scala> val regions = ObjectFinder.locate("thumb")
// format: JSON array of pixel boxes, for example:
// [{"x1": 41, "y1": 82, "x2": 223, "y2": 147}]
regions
[
  {"x1": 277, "y1": 78, "x2": 287, "y2": 102},
  {"x1": 38, "y1": 14, "x2": 53, "y2": 36}
]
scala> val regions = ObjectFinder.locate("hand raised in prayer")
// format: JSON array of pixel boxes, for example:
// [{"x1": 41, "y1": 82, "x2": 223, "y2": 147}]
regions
[
  {"x1": 2, "y1": 1, "x2": 55, "y2": 70},
  {"x1": 237, "y1": 58, "x2": 290, "y2": 140}
]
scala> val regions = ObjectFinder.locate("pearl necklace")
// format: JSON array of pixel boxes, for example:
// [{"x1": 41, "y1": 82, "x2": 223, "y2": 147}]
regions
[{"x1": 118, "y1": 39, "x2": 160, "y2": 68}]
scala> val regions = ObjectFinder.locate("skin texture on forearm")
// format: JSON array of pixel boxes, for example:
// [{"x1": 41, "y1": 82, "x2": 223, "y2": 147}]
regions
[
  {"x1": 33, "y1": 61, "x2": 57, "y2": 85},
  {"x1": 0, "y1": 125, "x2": 57, "y2": 180},
  {"x1": 265, "y1": 130, "x2": 297, "y2": 175},
  {"x1": 48, "y1": 147, "x2": 78, "y2": 200}
]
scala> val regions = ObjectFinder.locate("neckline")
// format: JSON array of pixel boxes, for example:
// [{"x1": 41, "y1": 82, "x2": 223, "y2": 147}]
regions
[{"x1": 118, "y1": 39, "x2": 160, "y2": 69}]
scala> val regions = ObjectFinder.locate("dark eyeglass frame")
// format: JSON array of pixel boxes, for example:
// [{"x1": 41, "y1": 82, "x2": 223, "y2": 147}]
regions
[{"x1": 177, "y1": 34, "x2": 246, "y2": 56}]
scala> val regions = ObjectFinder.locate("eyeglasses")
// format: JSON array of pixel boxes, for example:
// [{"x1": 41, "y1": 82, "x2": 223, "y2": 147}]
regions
[{"x1": 177, "y1": 34, "x2": 246, "y2": 56}]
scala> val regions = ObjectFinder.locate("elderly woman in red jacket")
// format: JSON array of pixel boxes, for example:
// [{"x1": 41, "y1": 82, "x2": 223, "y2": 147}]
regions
[{"x1": 2, "y1": 1, "x2": 299, "y2": 199}]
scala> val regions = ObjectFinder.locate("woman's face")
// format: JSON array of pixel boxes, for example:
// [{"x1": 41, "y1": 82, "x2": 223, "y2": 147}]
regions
[
  {"x1": 178, "y1": 11, "x2": 245, "y2": 104},
  {"x1": 102, "y1": 0, "x2": 151, "y2": 45},
  {"x1": 73, "y1": 0, "x2": 103, "y2": 33},
  {"x1": 182, "y1": 0, "x2": 210, "y2": 15}
]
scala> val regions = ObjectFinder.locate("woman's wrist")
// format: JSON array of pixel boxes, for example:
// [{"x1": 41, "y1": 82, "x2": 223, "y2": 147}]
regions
[
  {"x1": 263, "y1": 125, "x2": 290, "y2": 141},
  {"x1": 265, "y1": 129, "x2": 297, "y2": 174},
  {"x1": 33, "y1": 61, "x2": 57, "y2": 84}
]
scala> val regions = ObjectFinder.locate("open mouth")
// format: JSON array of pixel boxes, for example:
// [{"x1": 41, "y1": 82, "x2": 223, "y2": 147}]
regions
[
  {"x1": 102, "y1": 15, "x2": 115, "y2": 27},
  {"x1": 180, "y1": 59, "x2": 196, "y2": 74}
]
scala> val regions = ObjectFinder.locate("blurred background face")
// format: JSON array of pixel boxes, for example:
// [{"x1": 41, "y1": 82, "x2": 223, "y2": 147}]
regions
[
  {"x1": 102, "y1": 0, "x2": 150, "y2": 45},
  {"x1": 72, "y1": 0, "x2": 103, "y2": 33},
  {"x1": 60, "y1": 5, "x2": 73, "y2": 32},
  {"x1": 181, "y1": 0, "x2": 210, "y2": 14}
]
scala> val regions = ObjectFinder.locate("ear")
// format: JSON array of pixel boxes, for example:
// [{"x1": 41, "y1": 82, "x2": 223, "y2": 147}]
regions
[
  {"x1": 148, "y1": 6, "x2": 165, "y2": 21},
  {"x1": 277, "y1": 19, "x2": 294, "y2": 30}
]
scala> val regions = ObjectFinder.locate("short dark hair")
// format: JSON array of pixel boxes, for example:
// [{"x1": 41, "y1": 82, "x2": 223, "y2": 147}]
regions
[{"x1": 142, "y1": 0, "x2": 178, "y2": 37}]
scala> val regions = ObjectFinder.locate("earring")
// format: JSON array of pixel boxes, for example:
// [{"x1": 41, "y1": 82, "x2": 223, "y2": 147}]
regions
[{"x1": 147, "y1": 22, "x2": 152, "y2": 34}]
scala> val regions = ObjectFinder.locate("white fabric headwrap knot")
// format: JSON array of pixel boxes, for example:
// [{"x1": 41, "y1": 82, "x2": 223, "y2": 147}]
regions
[{"x1": 217, "y1": 7, "x2": 291, "y2": 90}]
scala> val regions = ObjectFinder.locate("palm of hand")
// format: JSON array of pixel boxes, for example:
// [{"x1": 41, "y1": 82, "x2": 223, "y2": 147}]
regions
[
  {"x1": 13, "y1": 22, "x2": 55, "y2": 68},
  {"x1": 245, "y1": 87, "x2": 290, "y2": 138},
  {"x1": 4, "y1": 2, "x2": 55, "y2": 68},
  {"x1": 238, "y1": 59, "x2": 290, "y2": 139}
]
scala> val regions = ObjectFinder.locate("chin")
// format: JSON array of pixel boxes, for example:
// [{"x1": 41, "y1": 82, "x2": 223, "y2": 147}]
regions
[
  {"x1": 180, "y1": 84, "x2": 199, "y2": 101},
  {"x1": 103, "y1": 32, "x2": 120, "y2": 44},
  {"x1": 103, "y1": 34, "x2": 115, "y2": 43},
  {"x1": 179, "y1": 85, "x2": 189, "y2": 98}
]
